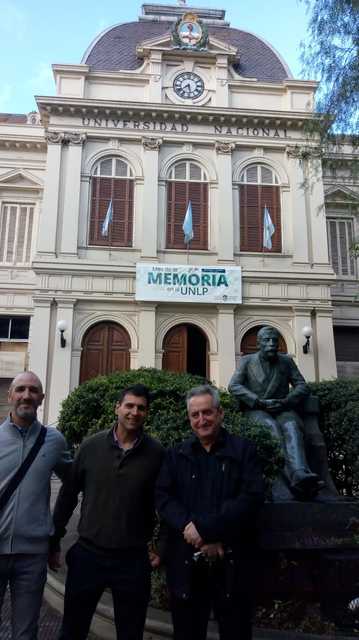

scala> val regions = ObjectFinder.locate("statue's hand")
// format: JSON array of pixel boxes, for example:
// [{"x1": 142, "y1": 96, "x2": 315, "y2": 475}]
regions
[{"x1": 262, "y1": 399, "x2": 283, "y2": 413}]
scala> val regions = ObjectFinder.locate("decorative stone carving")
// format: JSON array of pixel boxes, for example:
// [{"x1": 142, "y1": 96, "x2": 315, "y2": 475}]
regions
[
  {"x1": 286, "y1": 144, "x2": 322, "y2": 160},
  {"x1": 45, "y1": 131, "x2": 87, "y2": 146},
  {"x1": 142, "y1": 137, "x2": 162, "y2": 151},
  {"x1": 215, "y1": 140, "x2": 235, "y2": 154},
  {"x1": 45, "y1": 131, "x2": 65, "y2": 145},
  {"x1": 64, "y1": 132, "x2": 87, "y2": 145}
]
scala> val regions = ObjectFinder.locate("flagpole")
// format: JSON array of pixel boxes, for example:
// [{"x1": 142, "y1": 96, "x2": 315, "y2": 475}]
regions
[{"x1": 262, "y1": 202, "x2": 266, "y2": 265}]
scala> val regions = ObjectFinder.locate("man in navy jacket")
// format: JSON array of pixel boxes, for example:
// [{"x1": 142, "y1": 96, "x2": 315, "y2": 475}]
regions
[{"x1": 156, "y1": 384, "x2": 265, "y2": 640}]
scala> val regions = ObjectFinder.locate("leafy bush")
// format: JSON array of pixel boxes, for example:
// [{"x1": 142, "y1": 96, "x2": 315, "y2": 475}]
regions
[
  {"x1": 309, "y1": 377, "x2": 359, "y2": 496},
  {"x1": 58, "y1": 368, "x2": 283, "y2": 485}
]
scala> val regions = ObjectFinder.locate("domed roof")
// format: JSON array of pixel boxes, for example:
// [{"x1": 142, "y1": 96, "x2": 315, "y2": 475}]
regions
[{"x1": 83, "y1": 20, "x2": 292, "y2": 84}]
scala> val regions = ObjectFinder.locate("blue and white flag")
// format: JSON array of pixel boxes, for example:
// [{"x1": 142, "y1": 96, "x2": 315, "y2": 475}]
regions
[
  {"x1": 263, "y1": 205, "x2": 275, "y2": 250},
  {"x1": 101, "y1": 200, "x2": 113, "y2": 236},
  {"x1": 182, "y1": 200, "x2": 194, "y2": 244}
]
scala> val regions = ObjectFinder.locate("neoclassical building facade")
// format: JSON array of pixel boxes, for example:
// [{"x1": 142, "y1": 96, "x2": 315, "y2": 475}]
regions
[{"x1": 0, "y1": 3, "x2": 358, "y2": 423}]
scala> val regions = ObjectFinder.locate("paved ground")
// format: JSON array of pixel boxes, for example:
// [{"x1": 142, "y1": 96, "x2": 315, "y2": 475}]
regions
[{"x1": 0, "y1": 588, "x2": 98, "y2": 640}]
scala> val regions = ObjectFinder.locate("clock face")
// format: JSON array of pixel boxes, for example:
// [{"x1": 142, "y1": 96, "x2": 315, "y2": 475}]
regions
[{"x1": 173, "y1": 72, "x2": 204, "y2": 99}]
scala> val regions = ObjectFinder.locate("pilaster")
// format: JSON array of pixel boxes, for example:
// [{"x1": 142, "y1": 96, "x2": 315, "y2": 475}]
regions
[
  {"x1": 141, "y1": 137, "x2": 162, "y2": 259},
  {"x1": 48, "y1": 298, "x2": 76, "y2": 425},
  {"x1": 217, "y1": 304, "x2": 236, "y2": 388},
  {"x1": 137, "y1": 303, "x2": 157, "y2": 367},
  {"x1": 292, "y1": 308, "x2": 316, "y2": 381},
  {"x1": 314, "y1": 308, "x2": 337, "y2": 381},
  {"x1": 286, "y1": 148, "x2": 309, "y2": 265},
  {"x1": 60, "y1": 133, "x2": 86, "y2": 256},
  {"x1": 28, "y1": 297, "x2": 53, "y2": 423},
  {"x1": 215, "y1": 141, "x2": 235, "y2": 262},
  {"x1": 37, "y1": 134, "x2": 63, "y2": 256}
]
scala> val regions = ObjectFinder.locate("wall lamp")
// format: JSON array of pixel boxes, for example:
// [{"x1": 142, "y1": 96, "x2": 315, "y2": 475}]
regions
[
  {"x1": 57, "y1": 320, "x2": 68, "y2": 348},
  {"x1": 302, "y1": 326, "x2": 313, "y2": 354}
]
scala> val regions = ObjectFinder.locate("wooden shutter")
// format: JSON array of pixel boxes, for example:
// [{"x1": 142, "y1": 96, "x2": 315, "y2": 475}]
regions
[
  {"x1": 89, "y1": 176, "x2": 133, "y2": 247},
  {"x1": 240, "y1": 185, "x2": 281, "y2": 252},
  {"x1": 166, "y1": 181, "x2": 208, "y2": 249}
]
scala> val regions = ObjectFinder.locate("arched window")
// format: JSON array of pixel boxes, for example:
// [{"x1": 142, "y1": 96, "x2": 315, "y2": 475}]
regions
[
  {"x1": 166, "y1": 160, "x2": 208, "y2": 250},
  {"x1": 89, "y1": 157, "x2": 134, "y2": 247},
  {"x1": 239, "y1": 164, "x2": 281, "y2": 252}
]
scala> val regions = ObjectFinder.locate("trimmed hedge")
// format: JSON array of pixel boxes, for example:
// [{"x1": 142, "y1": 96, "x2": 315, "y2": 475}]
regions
[
  {"x1": 309, "y1": 377, "x2": 359, "y2": 496},
  {"x1": 58, "y1": 367, "x2": 284, "y2": 486}
]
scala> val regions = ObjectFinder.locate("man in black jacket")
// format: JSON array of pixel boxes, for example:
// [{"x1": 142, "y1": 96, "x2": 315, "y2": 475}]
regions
[
  {"x1": 52, "y1": 384, "x2": 164, "y2": 640},
  {"x1": 156, "y1": 384, "x2": 265, "y2": 640}
]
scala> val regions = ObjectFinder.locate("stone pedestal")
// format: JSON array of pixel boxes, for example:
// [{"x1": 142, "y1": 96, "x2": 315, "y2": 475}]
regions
[{"x1": 256, "y1": 499, "x2": 359, "y2": 629}]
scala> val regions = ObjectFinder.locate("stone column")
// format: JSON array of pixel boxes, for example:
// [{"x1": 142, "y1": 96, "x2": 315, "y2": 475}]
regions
[
  {"x1": 217, "y1": 304, "x2": 236, "y2": 388},
  {"x1": 141, "y1": 137, "x2": 161, "y2": 259},
  {"x1": 47, "y1": 298, "x2": 76, "y2": 425},
  {"x1": 293, "y1": 308, "x2": 316, "y2": 381},
  {"x1": 137, "y1": 303, "x2": 157, "y2": 368},
  {"x1": 314, "y1": 308, "x2": 337, "y2": 380},
  {"x1": 60, "y1": 133, "x2": 86, "y2": 257},
  {"x1": 37, "y1": 133, "x2": 63, "y2": 256},
  {"x1": 215, "y1": 142, "x2": 235, "y2": 262},
  {"x1": 28, "y1": 297, "x2": 53, "y2": 423}
]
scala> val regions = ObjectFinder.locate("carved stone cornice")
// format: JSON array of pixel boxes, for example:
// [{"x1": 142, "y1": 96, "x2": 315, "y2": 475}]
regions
[
  {"x1": 142, "y1": 137, "x2": 162, "y2": 151},
  {"x1": 215, "y1": 140, "x2": 235, "y2": 154},
  {"x1": 286, "y1": 144, "x2": 322, "y2": 160}
]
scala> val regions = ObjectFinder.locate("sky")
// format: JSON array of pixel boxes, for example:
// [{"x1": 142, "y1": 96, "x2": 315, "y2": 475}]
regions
[{"x1": 0, "y1": 0, "x2": 311, "y2": 115}]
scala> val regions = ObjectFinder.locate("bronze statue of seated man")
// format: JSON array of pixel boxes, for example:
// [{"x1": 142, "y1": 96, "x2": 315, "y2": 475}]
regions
[{"x1": 229, "y1": 326, "x2": 323, "y2": 500}]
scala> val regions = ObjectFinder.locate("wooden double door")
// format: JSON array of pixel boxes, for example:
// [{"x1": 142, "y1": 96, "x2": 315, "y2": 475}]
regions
[
  {"x1": 162, "y1": 323, "x2": 208, "y2": 378},
  {"x1": 80, "y1": 322, "x2": 130, "y2": 383}
]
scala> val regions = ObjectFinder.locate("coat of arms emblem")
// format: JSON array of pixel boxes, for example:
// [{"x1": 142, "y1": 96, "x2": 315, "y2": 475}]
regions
[{"x1": 172, "y1": 13, "x2": 208, "y2": 49}]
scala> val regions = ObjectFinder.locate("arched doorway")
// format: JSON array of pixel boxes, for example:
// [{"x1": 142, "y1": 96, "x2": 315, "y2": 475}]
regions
[
  {"x1": 162, "y1": 323, "x2": 208, "y2": 377},
  {"x1": 80, "y1": 321, "x2": 131, "y2": 383},
  {"x1": 240, "y1": 325, "x2": 287, "y2": 355}
]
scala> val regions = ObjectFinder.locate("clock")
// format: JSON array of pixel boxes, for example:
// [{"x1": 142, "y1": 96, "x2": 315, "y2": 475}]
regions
[{"x1": 173, "y1": 72, "x2": 204, "y2": 99}]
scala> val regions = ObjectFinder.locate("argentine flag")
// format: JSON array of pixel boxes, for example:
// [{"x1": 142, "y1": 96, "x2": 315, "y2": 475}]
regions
[
  {"x1": 182, "y1": 201, "x2": 194, "y2": 244},
  {"x1": 101, "y1": 200, "x2": 113, "y2": 237},
  {"x1": 263, "y1": 205, "x2": 275, "y2": 250}
]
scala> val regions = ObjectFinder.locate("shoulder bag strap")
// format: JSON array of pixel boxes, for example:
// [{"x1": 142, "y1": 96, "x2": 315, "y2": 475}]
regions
[{"x1": 0, "y1": 425, "x2": 47, "y2": 512}]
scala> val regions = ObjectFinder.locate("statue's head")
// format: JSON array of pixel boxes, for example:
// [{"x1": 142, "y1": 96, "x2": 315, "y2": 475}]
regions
[{"x1": 257, "y1": 326, "x2": 280, "y2": 361}]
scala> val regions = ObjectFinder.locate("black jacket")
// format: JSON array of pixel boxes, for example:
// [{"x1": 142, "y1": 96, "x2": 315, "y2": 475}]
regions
[{"x1": 155, "y1": 428, "x2": 265, "y2": 597}]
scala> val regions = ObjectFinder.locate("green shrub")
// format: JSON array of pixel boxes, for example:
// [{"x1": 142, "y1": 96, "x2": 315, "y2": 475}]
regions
[
  {"x1": 58, "y1": 367, "x2": 283, "y2": 485},
  {"x1": 309, "y1": 377, "x2": 359, "y2": 496}
]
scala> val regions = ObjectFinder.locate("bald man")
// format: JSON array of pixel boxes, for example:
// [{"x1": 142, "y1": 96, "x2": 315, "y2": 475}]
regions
[{"x1": 0, "y1": 372, "x2": 71, "y2": 640}]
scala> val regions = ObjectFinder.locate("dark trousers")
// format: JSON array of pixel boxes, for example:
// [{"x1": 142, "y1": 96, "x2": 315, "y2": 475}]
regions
[
  {"x1": 58, "y1": 541, "x2": 151, "y2": 640},
  {"x1": 170, "y1": 560, "x2": 253, "y2": 640}
]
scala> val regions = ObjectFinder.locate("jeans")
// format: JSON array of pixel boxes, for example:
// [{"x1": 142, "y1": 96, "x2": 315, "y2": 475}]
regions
[
  {"x1": 170, "y1": 560, "x2": 253, "y2": 640},
  {"x1": 0, "y1": 553, "x2": 48, "y2": 640},
  {"x1": 58, "y1": 541, "x2": 151, "y2": 640}
]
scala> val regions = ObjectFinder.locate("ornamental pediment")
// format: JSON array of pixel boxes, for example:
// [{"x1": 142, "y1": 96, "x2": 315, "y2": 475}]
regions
[
  {"x1": 324, "y1": 185, "x2": 359, "y2": 203},
  {"x1": 136, "y1": 33, "x2": 237, "y2": 60},
  {"x1": 0, "y1": 169, "x2": 43, "y2": 190}
]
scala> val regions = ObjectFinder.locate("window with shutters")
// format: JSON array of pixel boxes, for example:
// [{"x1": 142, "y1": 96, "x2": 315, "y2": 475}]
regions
[
  {"x1": 89, "y1": 157, "x2": 134, "y2": 247},
  {"x1": 0, "y1": 203, "x2": 34, "y2": 265},
  {"x1": 327, "y1": 218, "x2": 356, "y2": 278},
  {"x1": 239, "y1": 164, "x2": 282, "y2": 253},
  {"x1": 166, "y1": 161, "x2": 208, "y2": 250}
]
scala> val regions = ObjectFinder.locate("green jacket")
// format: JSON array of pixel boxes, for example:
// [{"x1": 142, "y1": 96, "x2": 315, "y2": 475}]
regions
[{"x1": 52, "y1": 427, "x2": 164, "y2": 551}]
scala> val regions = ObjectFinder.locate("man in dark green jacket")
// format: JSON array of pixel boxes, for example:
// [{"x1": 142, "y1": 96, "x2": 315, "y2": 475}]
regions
[{"x1": 52, "y1": 384, "x2": 164, "y2": 640}]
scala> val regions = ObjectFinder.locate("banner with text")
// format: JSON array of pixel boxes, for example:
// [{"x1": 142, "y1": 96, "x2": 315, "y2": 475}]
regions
[{"x1": 136, "y1": 263, "x2": 242, "y2": 304}]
